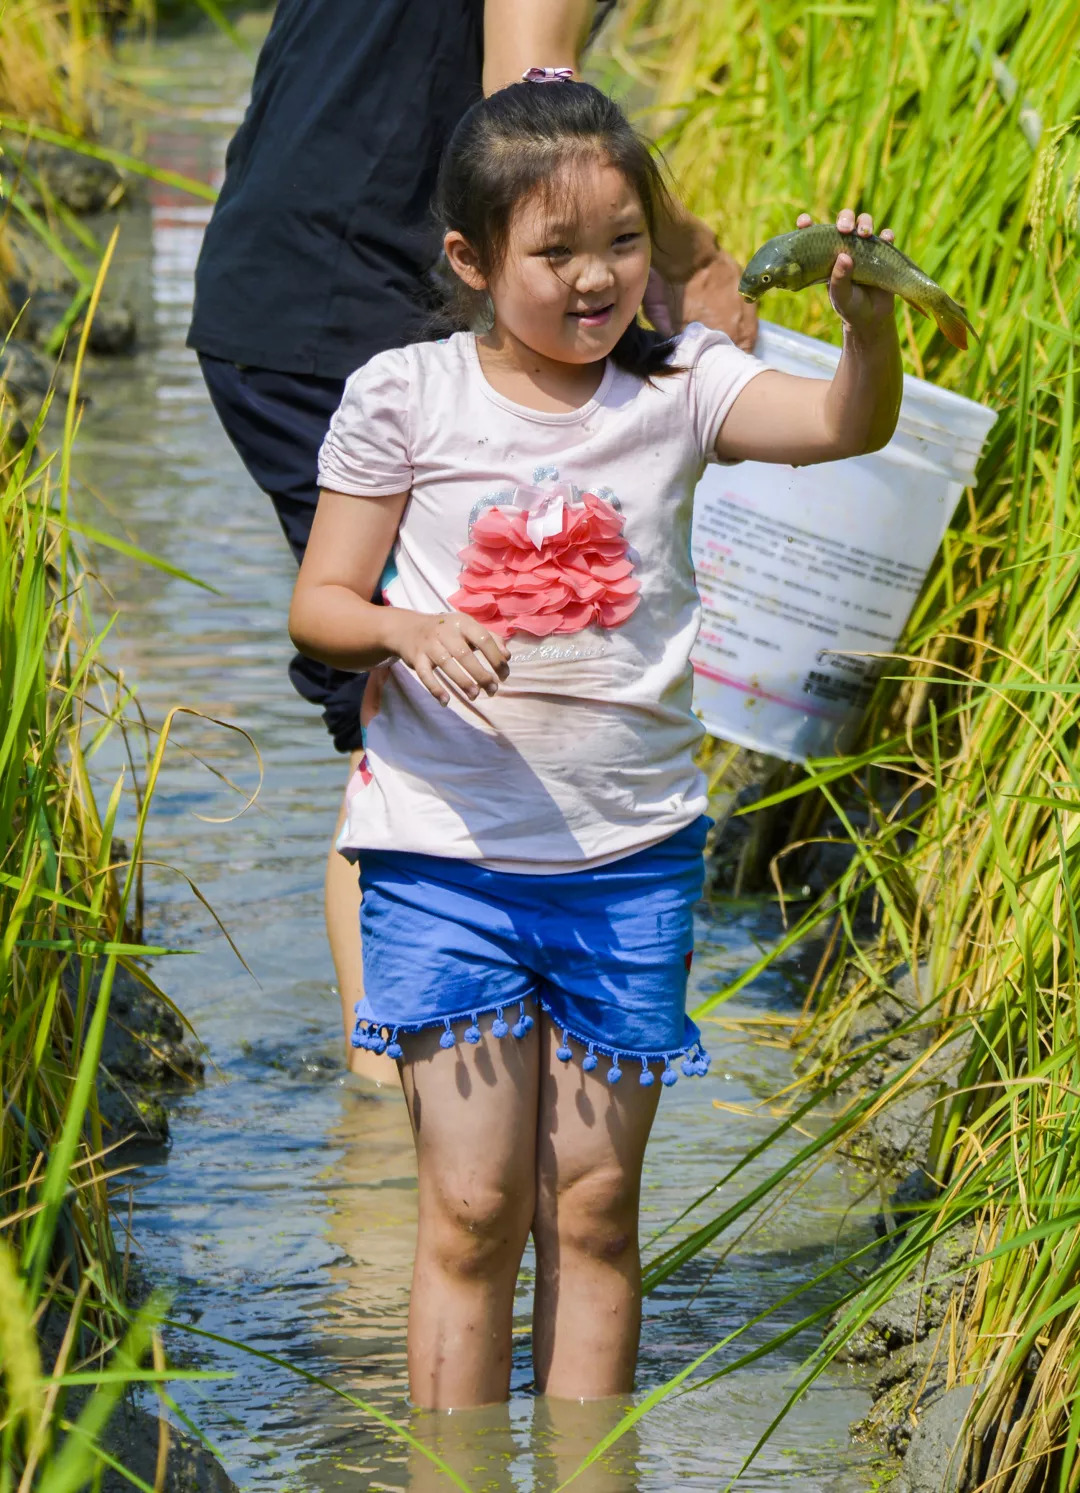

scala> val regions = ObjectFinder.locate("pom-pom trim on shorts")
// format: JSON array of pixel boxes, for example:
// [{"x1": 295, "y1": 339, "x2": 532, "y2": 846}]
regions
[{"x1": 351, "y1": 997, "x2": 711, "y2": 1086}]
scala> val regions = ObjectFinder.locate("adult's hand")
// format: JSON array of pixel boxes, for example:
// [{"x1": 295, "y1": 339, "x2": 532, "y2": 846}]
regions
[
  {"x1": 680, "y1": 250, "x2": 758, "y2": 351},
  {"x1": 649, "y1": 208, "x2": 758, "y2": 351},
  {"x1": 644, "y1": 254, "x2": 758, "y2": 352}
]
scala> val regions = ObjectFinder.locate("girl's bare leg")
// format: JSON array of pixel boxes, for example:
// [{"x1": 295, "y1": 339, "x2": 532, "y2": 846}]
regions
[
  {"x1": 400, "y1": 1020, "x2": 540, "y2": 1408},
  {"x1": 325, "y1": 748, "x2": 396, "y2": 1081},
  {"x1": 531, "y1": 1018, "x2": 661, "y2": 1398}
]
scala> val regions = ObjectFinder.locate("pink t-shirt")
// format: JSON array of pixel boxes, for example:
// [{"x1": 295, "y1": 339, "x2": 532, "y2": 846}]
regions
[{"x1": 317, "y1": 324, "x2": 766, "y2": 872}]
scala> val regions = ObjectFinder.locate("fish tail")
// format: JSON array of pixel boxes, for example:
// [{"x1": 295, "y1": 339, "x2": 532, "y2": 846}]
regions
[{"x1": 930, "y1": 291, "x2": 978, "y2": 351}]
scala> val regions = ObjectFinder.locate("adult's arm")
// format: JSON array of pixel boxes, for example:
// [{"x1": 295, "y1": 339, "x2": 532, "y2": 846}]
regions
[{"x1": 482, "y1": 0, "x2": 595, "y2": 94}]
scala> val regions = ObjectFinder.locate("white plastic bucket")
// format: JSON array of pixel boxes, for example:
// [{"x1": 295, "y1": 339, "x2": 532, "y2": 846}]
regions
[{"x1": 690, "y1": 319, "x2": 997, "y2": 763}]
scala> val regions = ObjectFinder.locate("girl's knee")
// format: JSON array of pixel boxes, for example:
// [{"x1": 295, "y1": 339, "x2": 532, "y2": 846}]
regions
[
  {"x1": 424, "y1": 1180, "x2": 533, "y2": 1280},
  {"x1": 534, "y1": 1167, "x2": 638, "y2": 1265}
]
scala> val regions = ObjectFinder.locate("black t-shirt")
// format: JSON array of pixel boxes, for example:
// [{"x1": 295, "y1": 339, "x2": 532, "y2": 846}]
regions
[{"x1": 187, "y1": 0, "x2": 484, "y2": 378}]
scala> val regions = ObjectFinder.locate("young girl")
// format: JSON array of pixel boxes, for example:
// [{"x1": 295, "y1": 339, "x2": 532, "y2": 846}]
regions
[{"x1": 289, "y1": 77, "x2": 902, "y2": 1411}]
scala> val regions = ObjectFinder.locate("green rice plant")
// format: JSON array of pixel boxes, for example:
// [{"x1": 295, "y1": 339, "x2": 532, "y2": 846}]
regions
[
  {"x1": 573, "y1": 4, "x2": 1080, "y2": 1490},
  {"x1": 0, "y1": 0, "x2": 110, "y2": 137},
  {"x1": 0, "y1": 0, "x2": 118, "y2": 379}
]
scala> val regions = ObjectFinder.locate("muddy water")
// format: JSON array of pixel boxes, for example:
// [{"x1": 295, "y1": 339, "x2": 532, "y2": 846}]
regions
[{"x1": 76, "y1": 29, "x2": 878, "y2": 1492}]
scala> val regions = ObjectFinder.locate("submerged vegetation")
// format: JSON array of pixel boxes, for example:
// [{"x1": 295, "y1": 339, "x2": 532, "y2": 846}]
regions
[{"x1": 597, "y1": 1, "x2": 1080, "y2": 1488}]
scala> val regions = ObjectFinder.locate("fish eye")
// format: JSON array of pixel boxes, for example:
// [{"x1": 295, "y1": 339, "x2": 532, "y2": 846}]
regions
[{"x1": 761, "y1": 272, "x2": 772, "y2": 284}]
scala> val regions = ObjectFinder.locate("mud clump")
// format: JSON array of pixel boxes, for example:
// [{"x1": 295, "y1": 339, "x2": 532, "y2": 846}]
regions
[{"x1": 65, "y1": 961, "x2": 205, "y2": 1150}]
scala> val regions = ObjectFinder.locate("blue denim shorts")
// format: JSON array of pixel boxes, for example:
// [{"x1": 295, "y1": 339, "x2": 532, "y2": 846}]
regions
[{"x1": 351, "y1": 816, "x2": 711, "y2": 1088}]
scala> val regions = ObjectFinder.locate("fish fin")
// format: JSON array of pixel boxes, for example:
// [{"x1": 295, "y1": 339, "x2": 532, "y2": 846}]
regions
[
  {"x1": 933, "y1": 292, "x2": 978, "y2": 351},
  {"x1": 874, "y1": 235, "x2": 927, "y2": 274}
]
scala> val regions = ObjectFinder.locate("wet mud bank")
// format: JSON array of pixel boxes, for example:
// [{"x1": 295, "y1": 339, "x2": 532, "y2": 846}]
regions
[
  {"x1": 98, "y1": 1405, "x2": 238, "y2": 1493},
  {"x1": 76, "y1": 960, "x2": 206, "y2": 1149},
  {"x1": 1, "y1": 137, "x2": 139, "y2": 433},
  {"x1": 703, "y1": 743, "x2": 874, "y2": 903}
]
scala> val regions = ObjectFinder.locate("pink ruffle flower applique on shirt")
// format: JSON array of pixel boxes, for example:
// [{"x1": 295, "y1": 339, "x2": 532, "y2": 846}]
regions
[{"x1": 448, "y1": 476, "x2": 640, "y2": 640}]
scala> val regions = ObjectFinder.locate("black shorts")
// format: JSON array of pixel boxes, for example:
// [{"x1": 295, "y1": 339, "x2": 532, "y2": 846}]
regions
[{"x1": 198, "y1": 352, "x2": 367, "y2": 754}]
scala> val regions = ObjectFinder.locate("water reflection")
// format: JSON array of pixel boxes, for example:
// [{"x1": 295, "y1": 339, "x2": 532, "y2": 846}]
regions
[
  {"x1": 74, "y1": 27, "x2": 879, "y2": 1492},
  {"x1": 405, "y1": 1398, "x2": 644, "y2": 1493},
  {"x1": 528, "y1": 1397, "x2": 643, "y2": 1493}
]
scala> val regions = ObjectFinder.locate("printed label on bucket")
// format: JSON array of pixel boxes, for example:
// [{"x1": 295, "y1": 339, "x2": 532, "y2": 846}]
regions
[{"x1": 690, "y1": 320, "x2": 997, "y2": 764}]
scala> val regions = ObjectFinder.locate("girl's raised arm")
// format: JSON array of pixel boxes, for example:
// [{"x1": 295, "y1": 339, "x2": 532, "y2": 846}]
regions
[
  {"x1": 715, "y1": 209, "x2": 903, "y2": 467},
  {"x1": 289, "y1": 490, "x2": 509, "y2": 705}
]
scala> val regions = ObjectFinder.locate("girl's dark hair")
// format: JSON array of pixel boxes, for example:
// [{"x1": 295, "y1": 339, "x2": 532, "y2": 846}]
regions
[{"x1": 432, "y1": 80, "x2": 680, "y2": 381}]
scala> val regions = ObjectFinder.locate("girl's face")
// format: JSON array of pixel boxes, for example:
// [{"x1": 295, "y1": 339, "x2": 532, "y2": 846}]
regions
[{"x1": 452, "y1": 157, "x2": 652, "y2": 366}]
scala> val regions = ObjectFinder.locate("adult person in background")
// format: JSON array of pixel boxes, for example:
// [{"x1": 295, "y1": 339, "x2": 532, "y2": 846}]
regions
[{"x1": 187, "y1": 0, "x2": 757, "y2": 1081}]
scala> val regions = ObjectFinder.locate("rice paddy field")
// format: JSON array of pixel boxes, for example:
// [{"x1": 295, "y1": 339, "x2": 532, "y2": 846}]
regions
[{"x1": 3, "y1": 0, "x2": 1080, "y2": 1488}]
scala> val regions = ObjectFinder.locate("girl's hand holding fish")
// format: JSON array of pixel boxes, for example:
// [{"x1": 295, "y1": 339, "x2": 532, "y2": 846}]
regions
[
  {"x1": 796, "y1": 208, "x2": 897, "y2": 334},
  {"x1": 715, "y1": 204, "x2": 904, "y2": 465}
]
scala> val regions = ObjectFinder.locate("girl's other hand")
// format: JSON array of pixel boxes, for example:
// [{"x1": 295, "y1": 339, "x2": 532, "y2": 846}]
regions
[
  {"x1": 795, "y1": 209, "x2": 896, "y2": 335},
  {"x1": 388, "y1": 610, "x2": 510, "y2": 706}
]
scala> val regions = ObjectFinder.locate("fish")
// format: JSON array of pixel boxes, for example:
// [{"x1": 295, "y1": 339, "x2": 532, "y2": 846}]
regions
[{"x1": 737, "y1": 223, "x2": 976, "y2": 350}]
